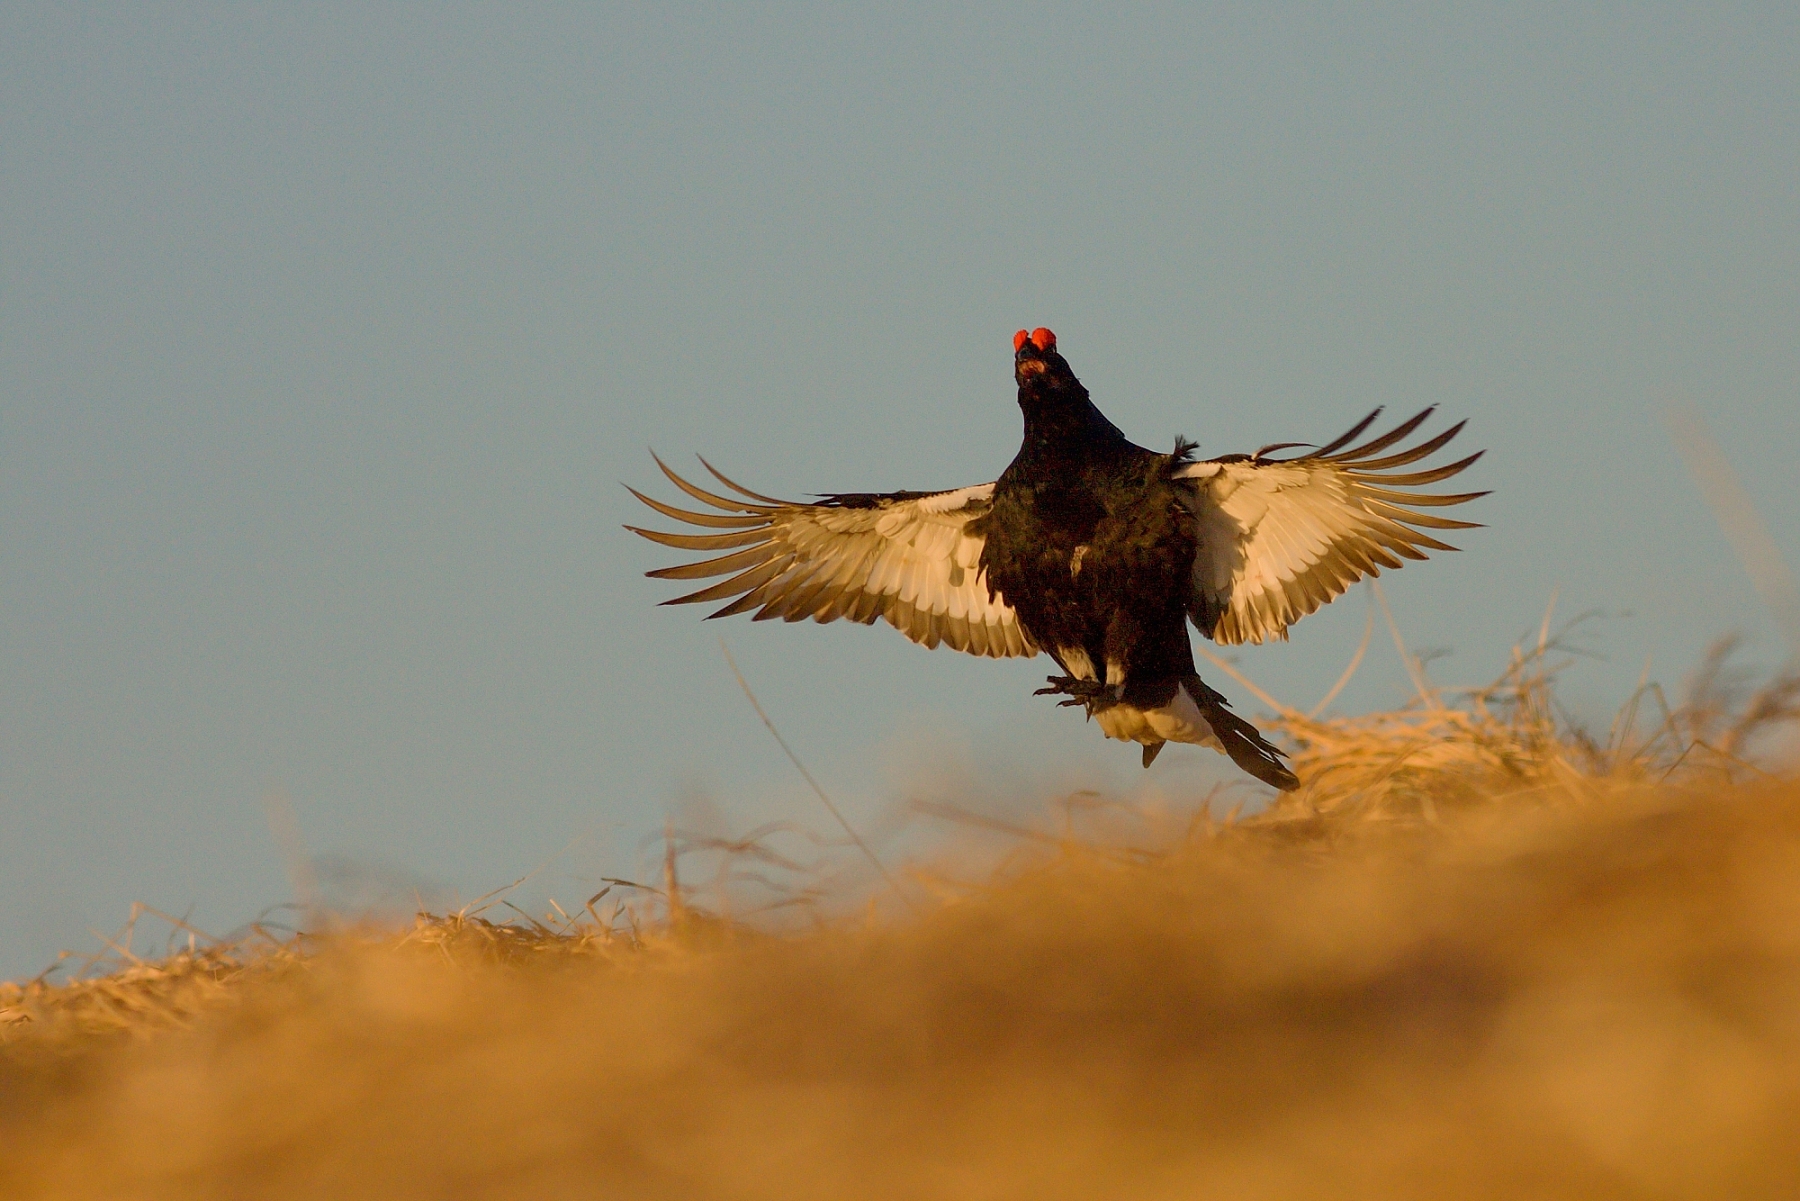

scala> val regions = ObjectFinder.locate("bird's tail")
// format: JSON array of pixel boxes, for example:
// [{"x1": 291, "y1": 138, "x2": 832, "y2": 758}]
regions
[{"x1": 1186, "y1": 676, "x2": 1300, "y2": 791}]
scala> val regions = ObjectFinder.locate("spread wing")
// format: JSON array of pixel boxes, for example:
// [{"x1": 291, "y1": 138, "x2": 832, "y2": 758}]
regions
[
  {"x1": 1175, "y1": 407, "x2": 1486, "y2": 646},
  {"x1": 626, "y1": 456, "x2": 1039, "y2": 659}
]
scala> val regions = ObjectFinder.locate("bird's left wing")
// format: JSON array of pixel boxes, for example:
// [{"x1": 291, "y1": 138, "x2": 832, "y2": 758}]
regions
[
  {"x1": 626, "y1": 457, "x2": 1038, "y2": 658},
  {"x1": 1174, "y1": 407, "x2": 1487, "y2": 646}
]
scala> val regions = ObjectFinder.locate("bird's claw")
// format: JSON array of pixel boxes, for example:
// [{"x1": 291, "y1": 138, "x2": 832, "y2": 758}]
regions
[
  {"x1": 1035, "y1": 674, "x2": 1093, "y2": 698},
  {"x1": 1034, "y1": 675, "x2": 1117, "y2": 714}
]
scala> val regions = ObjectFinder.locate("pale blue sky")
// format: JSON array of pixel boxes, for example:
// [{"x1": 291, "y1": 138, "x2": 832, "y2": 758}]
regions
[{"x1": 4, "y1": 4, "x2": 1797, "y2": 978}]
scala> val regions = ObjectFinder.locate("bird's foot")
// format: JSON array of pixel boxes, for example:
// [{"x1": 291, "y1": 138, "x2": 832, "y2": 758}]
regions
[{"x1": 1034, "y1": 675, "x2": 1119, "y2": 715}]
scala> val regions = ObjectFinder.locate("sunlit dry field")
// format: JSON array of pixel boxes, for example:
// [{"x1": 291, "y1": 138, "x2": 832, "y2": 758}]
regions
[{"x1": 5, "y1": 637, "x2": 1799, "y2": 1200}]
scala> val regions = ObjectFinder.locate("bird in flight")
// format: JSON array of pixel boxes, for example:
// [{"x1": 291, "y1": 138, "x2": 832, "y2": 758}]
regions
[{"x1": 627, "y1": 328, "x2": 1485, "y2": 790}]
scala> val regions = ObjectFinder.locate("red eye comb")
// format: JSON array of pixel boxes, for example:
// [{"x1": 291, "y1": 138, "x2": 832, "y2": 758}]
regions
[
  {"x1": 1031, "y1": 327, "x2": 1056, "y2": 351},
  {"x1": 1013, "y1": 329, "x2": 1030, "y2": 353}
]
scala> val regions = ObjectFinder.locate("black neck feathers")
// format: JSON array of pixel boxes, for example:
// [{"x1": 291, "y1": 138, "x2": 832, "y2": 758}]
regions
[{"x1": 1016, "y1": 376, "x2": 1129, "y2": 463}]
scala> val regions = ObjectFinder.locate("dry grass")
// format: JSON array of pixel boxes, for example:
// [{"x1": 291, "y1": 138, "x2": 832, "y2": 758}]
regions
[
  {"x1": 1263, "y1": 627, "x2": 1800, "y2": 823},
  {"x1": 4, "y1": 635, "x2": 1800, "y2": 1200}
]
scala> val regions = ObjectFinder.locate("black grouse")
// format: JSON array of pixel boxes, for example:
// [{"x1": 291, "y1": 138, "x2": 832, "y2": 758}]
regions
[{"x1": 628, "y1": 327, "x2": 1485, "y2": 790}]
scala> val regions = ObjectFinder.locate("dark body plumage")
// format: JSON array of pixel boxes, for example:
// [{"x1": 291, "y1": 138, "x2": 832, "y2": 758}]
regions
[
  {"x1": 973, "y1": 336, "x2": 1296, "y2": 786},
  {"x1": 975, "y1": 368, "x2": 1190, "y2": 711}
]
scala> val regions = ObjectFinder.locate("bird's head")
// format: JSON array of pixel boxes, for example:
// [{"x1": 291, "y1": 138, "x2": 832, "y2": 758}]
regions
[
  {"x1": 1012, "y1": 327, "x2": 1076, "y2": 391},
  {"x1": 1008, "y1": 326, "x2": 1125, "y2": 448}
]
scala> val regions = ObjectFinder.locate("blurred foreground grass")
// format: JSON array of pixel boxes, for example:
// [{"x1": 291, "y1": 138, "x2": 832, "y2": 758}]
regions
[{"x1": 4, "y1": 635, "x2": 1800, "y2": 1200}]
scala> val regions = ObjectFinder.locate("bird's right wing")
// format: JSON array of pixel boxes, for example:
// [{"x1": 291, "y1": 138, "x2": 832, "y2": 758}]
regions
[{"x1": 626, "y1": 457, "x2": 1038, "y2": 659}]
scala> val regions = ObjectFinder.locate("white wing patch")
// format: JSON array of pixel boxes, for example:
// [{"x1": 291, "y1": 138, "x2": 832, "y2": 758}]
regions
[
  {"x1": 1176, "y1": 407, "x2": 1486, "y2": 646},
  {"x1": 627, "y1": 457, "x2": 1038, "y2": 659}
]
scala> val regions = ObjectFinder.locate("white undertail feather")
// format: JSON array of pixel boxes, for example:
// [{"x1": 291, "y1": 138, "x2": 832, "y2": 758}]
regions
[{"x1": 1094, "y1": 681, "x2": 1225, "y2": 753}]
